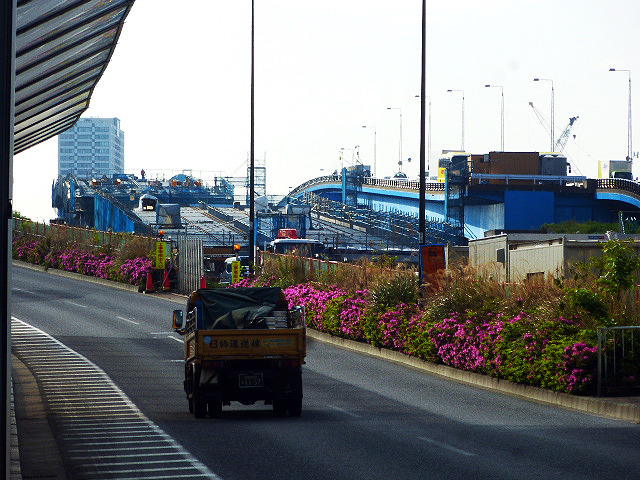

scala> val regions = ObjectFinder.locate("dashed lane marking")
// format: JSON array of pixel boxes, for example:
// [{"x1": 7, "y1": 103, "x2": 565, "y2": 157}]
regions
[
  {"x1": 417, "y1": 436, "x2": 476, "y2": 457},
  {"x1": 116, "y1": 316, "x2": 140, "y2": 325},
  {"x1": 62, "y1": 300, "x2": 87, "y2": 308}
]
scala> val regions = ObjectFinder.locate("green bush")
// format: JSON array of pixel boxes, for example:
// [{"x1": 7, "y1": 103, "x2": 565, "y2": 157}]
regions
[{"x1": 370, "y1": 272, "x2": 419, "y2": 311}]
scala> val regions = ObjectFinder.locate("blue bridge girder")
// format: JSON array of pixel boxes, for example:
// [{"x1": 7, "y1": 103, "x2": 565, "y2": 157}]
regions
[{"x1": 288, "y1": 175, "x2": 640, "y2": 240}]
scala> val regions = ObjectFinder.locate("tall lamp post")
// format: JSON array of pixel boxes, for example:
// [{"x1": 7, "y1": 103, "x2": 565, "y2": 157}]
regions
[
  {"x1": 447, "y1": 89, "x2": 464, "y2": 151},
  {"x1": 387, "y1": 107, "x2": 402, "y2": 172},
  {"x1": 248, "y1": 0, "x2": 255, "y2": 271},
  {"x1": 415, "y1": 94, "x2": 432, "y2": 178},
  {"x1": 484, "y1": 84, "x2": 504, "y2": 151},
  {"x1": 362, "y1": 125, "x2": 377, "y2": 177},
  {"x1": 610, "y1": 68, "x2": 633, "y2": 161},
  {"x1": 533, "y1": 77, "x2": 554, "y2": 151},
  {"x1": 419, "y1": 0, "x2": 426, "y2": 246}
]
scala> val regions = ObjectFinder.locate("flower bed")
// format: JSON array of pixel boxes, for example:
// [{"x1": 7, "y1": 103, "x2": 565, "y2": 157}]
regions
[
  {"x1": 12, "y1": 234, "x2": 152, "y2": 286},
  {"x1": 269, "y1": 280, "x2": 604, "y2": 395}
]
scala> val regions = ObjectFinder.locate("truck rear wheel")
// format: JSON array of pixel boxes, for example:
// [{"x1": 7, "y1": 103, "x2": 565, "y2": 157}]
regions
[
  {"x1": 287, "y1": 396, "x2": 302, "y2": 417},
  {"x1": 193, "y1": 396, "x2": 207, "y2": 418},
  {"x1": 208, "y1": 400, "x2": 222, "y2": 419},
  {"x1": 273, "y1": 398, "x2": 287, "y2": 417}
]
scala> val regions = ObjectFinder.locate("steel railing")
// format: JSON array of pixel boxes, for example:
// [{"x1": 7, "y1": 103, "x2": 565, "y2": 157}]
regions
[{"x1": 597, "y1": 326, "x2": 640, "y2": 395}]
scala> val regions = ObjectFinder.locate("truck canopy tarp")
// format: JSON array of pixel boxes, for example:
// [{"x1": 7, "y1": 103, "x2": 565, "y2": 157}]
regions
[{"x1": 197, "y1": 287, "x2": 288, "y2": 330}]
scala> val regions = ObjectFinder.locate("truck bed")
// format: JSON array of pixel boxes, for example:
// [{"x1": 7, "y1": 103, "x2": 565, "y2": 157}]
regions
[{"x1": 185, "y1": 327, "x2": 306, "y2": 361}]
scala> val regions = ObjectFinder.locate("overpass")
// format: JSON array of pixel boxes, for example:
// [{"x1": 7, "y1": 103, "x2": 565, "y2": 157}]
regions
[{"x1": 288, "y1": 173, "x2": 640, "y2": 240}]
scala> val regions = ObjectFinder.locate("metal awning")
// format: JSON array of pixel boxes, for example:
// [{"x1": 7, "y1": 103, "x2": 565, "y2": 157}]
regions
[{"x1": 14, "y1": 0, "x2": 134, "y2": 154}]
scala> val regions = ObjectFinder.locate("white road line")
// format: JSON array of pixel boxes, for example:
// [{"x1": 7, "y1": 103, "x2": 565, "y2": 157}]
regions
[
  {"x1": 12, "y1": 287, "x2": 36, "y2": 295},
  {"x1": 167, "y1": 336, "x2": 183, "y2": 343},
  {"x1": 116, "y1": 316, "x2": 139, "y2": 325},
  {"x1": 12, "y1": 317, "x2": 221, "y2": 479},
  {"x1": 328, "y1": 405, "x2": 361, "y2": 418},
  {"x1": 62, "y1": 300, "x2": 87, "y2": 308},
  {"x1": 417, "y1": 436, "x2": 476, "y2": 457},
  {"x1": 149, "y1": 331, "x2": 176, "y2": 335}
]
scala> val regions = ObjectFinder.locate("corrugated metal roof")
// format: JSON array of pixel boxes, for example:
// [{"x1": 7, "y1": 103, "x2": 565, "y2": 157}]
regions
[{"x1": 14, "y1": 0, "x2": 134, "y2": 154}]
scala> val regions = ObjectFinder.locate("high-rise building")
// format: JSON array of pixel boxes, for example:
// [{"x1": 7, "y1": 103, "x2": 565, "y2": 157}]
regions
[{"x1": 58, "y1": 117, "x2": 124, "y2": 178}]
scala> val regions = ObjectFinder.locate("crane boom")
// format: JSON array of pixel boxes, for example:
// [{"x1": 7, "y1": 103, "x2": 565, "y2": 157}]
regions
[
  {"x1": 529, "y1": 101, "x2": 551, "y2": 137},
  {"x1": 555, "y1": 116, "x2": 579, "y2": 153}
]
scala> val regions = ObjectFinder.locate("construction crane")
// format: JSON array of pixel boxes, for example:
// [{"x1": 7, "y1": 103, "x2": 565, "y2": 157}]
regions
[
  {"x1": 555, "y1": 116, "x2": 578, "y2": 153},
  {"x1": 529, "y1": 102, "x2": 578, "y2": 153},
  {"x1": 529, "y1": 101, "x2": 551, "y2": 138}
]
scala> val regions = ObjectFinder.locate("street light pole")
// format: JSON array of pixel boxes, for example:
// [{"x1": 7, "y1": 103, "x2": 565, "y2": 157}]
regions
[
  {"x1": 610, "y1": 68, "x2": 633, "y2": 161},
  {"x1": 447, "y1": 89, "x2": 464, "y2": 151},
  {"x1": 419, "y1": 0, "x2": 426, "y2": 245},
  {"x1": 415, "y1": 94, "x2": 432, "y2": 178},
  {"x1": 387, "y1": 107, "x2": 402, "y2": 171},
  {"x1": 362, "y1": 125, "x2": 377, "y2": 177},
  {"x1": 248, "y1": 0, "x2": 255, "y2": 271},
  {"x1": 534, "y1": 78, "x2": 554, "y2": 151},
  {"x1": 485, "y1": 84, "x2": 504, "y2": 151}
]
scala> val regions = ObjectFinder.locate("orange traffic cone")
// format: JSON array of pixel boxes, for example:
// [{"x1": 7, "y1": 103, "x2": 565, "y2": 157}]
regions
[
  {"x1": 200, "y1": 276, "x2": 207, "y2": 289},
  {"x1": 163, "y1": 271, "x2": 170, "y2": 291},
  {"x1": 145, "y1": 272, "x2": 154, "y2": 293}
]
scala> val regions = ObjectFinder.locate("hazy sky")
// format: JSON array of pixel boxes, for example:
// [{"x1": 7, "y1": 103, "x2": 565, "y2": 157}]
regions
[{"x1": 13, "y1": 0, "x2": 640, "y2": 222}]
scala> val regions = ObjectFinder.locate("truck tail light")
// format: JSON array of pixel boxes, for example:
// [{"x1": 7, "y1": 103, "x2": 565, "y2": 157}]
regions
[
  {"x1": 202, "y1": 360, "x2": 222, "y2": 370},
  {"x1": 281, "y1": 359, "x2": 300, "y2": 368}
]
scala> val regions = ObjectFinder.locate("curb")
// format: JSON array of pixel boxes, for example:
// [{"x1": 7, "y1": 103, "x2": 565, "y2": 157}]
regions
[
  {"x1": 12, "y1": 260, "x2": 187, "y2": 303},
  {"x1": 12, "y1": 260, "x2": 139, "y2": 293},
  {"x1": 306, "y1": 329, "x2": 640, "y2": 424}
]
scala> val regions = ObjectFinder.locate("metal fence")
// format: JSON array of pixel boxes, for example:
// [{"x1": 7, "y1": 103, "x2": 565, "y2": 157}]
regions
[
  {"x1": 597, "y1": 326, "x2": 640, "y2": 395},
  {"x1": 13, "y1": 219, "x2": 154, "y2": 252},
  {"x1": 177, "y1": 235, "x2": 203, "y2": 294},
  {"x1": 260, "y1": 251, "x2": 405, "y2": 289}
]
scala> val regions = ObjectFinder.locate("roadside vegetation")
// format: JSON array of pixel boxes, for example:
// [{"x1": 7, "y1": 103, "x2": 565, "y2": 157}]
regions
[
  {"x1": 239, "y1": 244, "x2": 640, "y2": 395},
  {"x1": 12, "y1": 227, "x2": 153, "y2": 286},
  {"x1": 12, "y1": 221, "x2": 640, "y2": 396}
]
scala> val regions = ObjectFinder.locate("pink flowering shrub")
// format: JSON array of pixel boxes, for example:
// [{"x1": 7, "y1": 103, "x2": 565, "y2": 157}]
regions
[
  {"x1": 561, "y1": 342, "x2": 598, "y2": 393},
  {"x1": 12, "y1": 234, "x2": 151, "y2": 286},
  {"x1": 283, "y1": 283, "x2": 349, "y2": 331},
  {"x1": 118, "y1": 257, "x2": 153, "y2": 285},
  {"x1": 277, "y1": 278, "x2": 603, "y2": 394}
]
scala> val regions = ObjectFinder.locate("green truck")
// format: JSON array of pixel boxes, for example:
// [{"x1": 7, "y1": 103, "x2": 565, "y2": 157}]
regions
[{"x1": 173, "y1": 287, "x2": 306, "y2": 418}]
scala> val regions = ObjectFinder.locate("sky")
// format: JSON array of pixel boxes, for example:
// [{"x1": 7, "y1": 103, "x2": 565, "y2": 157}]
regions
[{"x1": 12, "y1": 0, "x2": 640, "y2": 222}]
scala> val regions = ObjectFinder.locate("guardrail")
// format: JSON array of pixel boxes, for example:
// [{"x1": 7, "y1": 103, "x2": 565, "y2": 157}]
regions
[
  {"x1": 289, "y1": 173, "x2": 593, "y2": 196},
  {"x1": 471, "y1": 173, "x2": 587, "y2": 185},
  {"x1": 597, "y1": 326, "x2": 640, "y2": 395},
  {"x1": 597, "y1": 178, "x2": 640, "y2": 196}
]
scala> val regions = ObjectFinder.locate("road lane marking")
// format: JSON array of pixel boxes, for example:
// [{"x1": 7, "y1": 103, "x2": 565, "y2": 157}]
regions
[
  {"x1": 12, "y1": 287, "x2": 36, "y2": 295},
  {"x1": 167, "y1": 336, "x2": 183, "y2": 343},
  {"x1": 12, "y1": 317, "x2": 222, "y2": 479},
  {"x1": 417, "y1": 436, "x2": 476, "y2": 457},
  {"x1": 329, "y1": 405, "x2": 361, "y2": 418},
  {"x1": 62, "y1": 300, "x2": 87, "y2": 308},
  {"x1": 116, "y1": 316, "x2": 139, "y2": 325}
]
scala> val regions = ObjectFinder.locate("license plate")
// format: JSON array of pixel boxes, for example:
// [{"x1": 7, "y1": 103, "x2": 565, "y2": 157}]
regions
[{"x1": 239, "y1": 373, "x2": 263, "y2": 388}]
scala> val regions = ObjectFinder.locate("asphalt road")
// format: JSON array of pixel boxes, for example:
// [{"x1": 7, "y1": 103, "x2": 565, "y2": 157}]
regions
[{"x1": 11, "y1": 265, "x2": 640, "y2": 480}]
